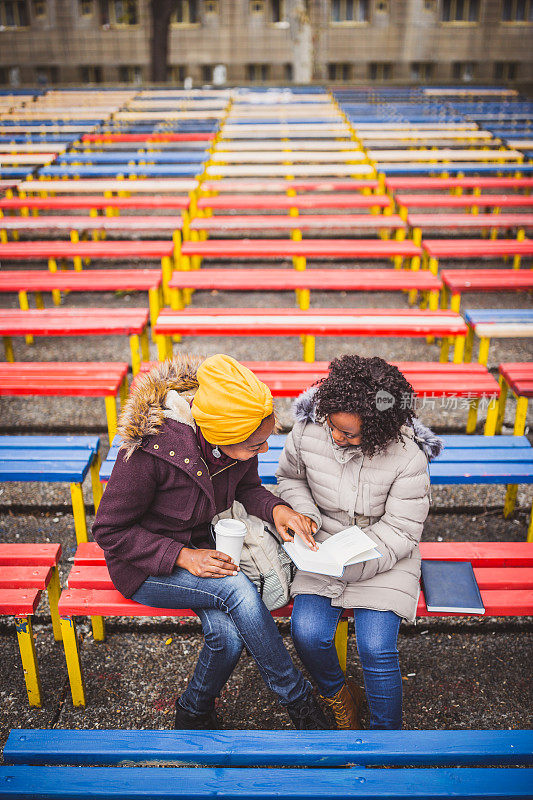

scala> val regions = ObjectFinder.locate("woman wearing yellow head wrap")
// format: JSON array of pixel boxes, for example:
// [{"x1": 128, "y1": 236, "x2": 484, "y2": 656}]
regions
[
  {"x1": 94, "y1": 353, "x2": 325, "y2": 731},
  {"x1": 192, "y1": 353, "x2": 274, "y2": 446}
]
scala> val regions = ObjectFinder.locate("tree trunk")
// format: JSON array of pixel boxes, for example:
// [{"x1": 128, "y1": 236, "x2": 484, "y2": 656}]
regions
[{"x1": 150, "y1": 0, "x2": 173, "y2": 83}]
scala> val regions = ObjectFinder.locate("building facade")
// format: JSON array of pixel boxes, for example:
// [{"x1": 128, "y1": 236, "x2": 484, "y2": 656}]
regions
[{"x1": 0, "y1": 0, "x2": 532, "y2": 87}]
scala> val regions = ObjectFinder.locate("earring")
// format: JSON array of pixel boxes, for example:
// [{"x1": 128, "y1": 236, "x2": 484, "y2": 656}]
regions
[{"x1": 212, "y1": 445, "x2": 221, "y2": 458}]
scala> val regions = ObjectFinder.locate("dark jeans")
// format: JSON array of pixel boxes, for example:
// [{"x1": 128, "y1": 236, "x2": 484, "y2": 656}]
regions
[
  {"x1": 291, "y1": 593, "x2": 403, "y2": 729},
  {"x1": 132, "y1": 567, "x2": 310, "y2": 714}
]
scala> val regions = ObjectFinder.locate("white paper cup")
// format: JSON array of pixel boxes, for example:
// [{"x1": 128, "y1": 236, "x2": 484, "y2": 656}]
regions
[{"x1": 214, "y1": 519, "x2": 247, "y2": 565}]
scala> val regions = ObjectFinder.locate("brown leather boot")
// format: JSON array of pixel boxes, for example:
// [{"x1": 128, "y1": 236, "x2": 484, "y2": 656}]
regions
[{"x1": 320, "y1": 680, "x2": 365, "y2": 729}]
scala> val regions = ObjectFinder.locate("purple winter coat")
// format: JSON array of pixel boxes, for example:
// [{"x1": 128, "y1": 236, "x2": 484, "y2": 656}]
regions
[{"x1": 93, "y1": 418, "x2": 284, "y2": 599}]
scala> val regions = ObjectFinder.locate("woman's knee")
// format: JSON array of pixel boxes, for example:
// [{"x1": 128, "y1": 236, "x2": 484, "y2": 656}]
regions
[
  {"x1": 219, "y1": 571, "x2": 265, "y2": 612},
  {"x1": 291, "y1": 604, "x2": 336, "y2": 654},
  {"x1": 199, "y1": 610, "x2": 244, "y2": 660}
]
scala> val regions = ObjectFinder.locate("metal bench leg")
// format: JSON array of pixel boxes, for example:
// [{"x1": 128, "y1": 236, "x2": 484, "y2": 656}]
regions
[
  {"x1": 148, "y1": 288, "x2": 160, "y2": 342},
  {"x1": 514, "y1": 228, "x2": 525, "y2": 269},
  {"x1": 104, "y1": 395, "x2": 118, "y2": 441},
  {"x1": 47, "y1": 258, "x2": 61, "y2": 306},
  {"x1": 3, "y1": 335, "x2": 14, "y2": 362},
  {"x1": 140, "y1": 328, "x2": 150, "y2": 363},
  {"x1": 171, "y1": 287, "x2": 185, "y2": 311},
  {"x1": 484, "y1": 398, "x2": 499, "y2": 436},
  {"x1": 60, "y1": 615, "x2": 86, "y2": 707},
  {"x1": 70, "y1": 483, "x2": 88, "y2": 544},
  {"x1": 119, "y1": 376, "x2": 129, "y2": 406},
  {"x1": 439, "y1": 337, "x2": 450, "y2": 363},
  {"x1": 428, "y1": 290, "x2": 439, "y2": 311},
  {"x1": 440, "y1": 285, "x2": 449, "y2": 309},
  {"x1": 528, "y1": 506, "x2": 533, "y2": 544},
  {"x1": 161, "y1": 256, "x2": 173, "y2": 305},
  {"x1": 466, "y1": 399, "x2": 479, "y2": 434},
  {"x1": 478, "y1": 337, "x2": 490, "y2": 366},
  {"x1": 334, "y1": 618, "x2": 348, "y2": 674},
  {"x1": 129, "y1": 334, "x2": 141, "y2": 376},
  {"x1": 17, "y1": 290, "x2": 35, "y2": 346},
  {"x1": 504, "y1": 485, "x2": 518, "y2": 518},
  {"x1": 450, "y1": 293, "x2": 461, "y2": 314},
  {"x1": 70, "y1": 230, "x2": 83, "y2": 271},
  {"x1": 513, "y1": 395, "x2": 529, "y2": 436},
  {"x1": 35, "y1": 291, "x2": 44, "y2": 310},
  {"x1": 90, "y1": 452, "x2": 103, "y2": 513},
  {"x1": 15, "y1": 616, "x2": 42, "y2": 707},
  {"x1": 298, "y1": 289, "x2": 310, "y2": 310},
  {"x1": 46, "y1": 565, "x2": 62, "y2": 641},
  {"x1": 157, "y1": 335, "x2": 173, "y2": 361},
  {"x1": 91, "y1": 616, "x2": 106, "y2": 641},
  {"x1": 303, "y1": 335, "x2": 315, "y2": 363},
  {"x1": 463, "y1": 327, "x2": 475, "y2": 363},
  {"x1": 495, "y1": 376, "x2": 509, "y2": 434},
  {"x1": 452, "y1": 335, "x2": 465, "y2": 364}
]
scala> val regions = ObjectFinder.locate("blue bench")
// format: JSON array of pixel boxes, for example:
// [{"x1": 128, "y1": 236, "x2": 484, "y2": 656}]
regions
[
  {"x1": 462, "y1": 308, "x2": 533, "y2": 366},
  {"x1": 0, "y1": 435, "x2": 101, "y2": 544},
  {"x1": 1, "y1": 728, "x2": 531, "y2": 798},
  {"x1": 376, "y1": 163, "x2": 533, "y2": 175},
  {"x1": 100, "y1": 434, "x2": 533, "y2": 540},
  {"x1": 39, "y1": 164, "x2": 203, "y2": 178},
  {"x1": 57, "y1": 151, "x2": 207, "y2": 164}
]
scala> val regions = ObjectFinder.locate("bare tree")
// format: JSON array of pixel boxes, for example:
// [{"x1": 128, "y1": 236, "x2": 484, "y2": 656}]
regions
[{"x1": 150, "y1": 0, "x2": 174, "y2": 83}]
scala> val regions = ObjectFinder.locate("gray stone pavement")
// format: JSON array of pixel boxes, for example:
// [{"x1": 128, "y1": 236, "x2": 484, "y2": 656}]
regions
[{"x1": 0, "y1": 258, "x2": 532, "y2": 754}]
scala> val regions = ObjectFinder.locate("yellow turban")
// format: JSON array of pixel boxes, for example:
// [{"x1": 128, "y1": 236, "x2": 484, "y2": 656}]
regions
[{"x1": 191, "y1": 354, "x2": 273, "y2": 445}]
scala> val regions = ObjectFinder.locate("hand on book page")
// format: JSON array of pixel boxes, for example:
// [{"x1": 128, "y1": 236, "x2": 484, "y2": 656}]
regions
[{"x1": 283, "y1": 525, "x2": 381, "y2": 577}]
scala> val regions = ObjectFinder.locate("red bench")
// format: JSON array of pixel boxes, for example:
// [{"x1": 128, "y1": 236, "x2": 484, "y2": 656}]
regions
[
  {"x1": 168, "y1": 267, "x2": 442, "y2": 310},
  {"x1": 407, "y1": 215, "x2": 533, "y2": 243},
  {"x1": 0, "y1": 543, "x2": 62, "y2": 706},
  {"x1": 422, "y1": 238, "x2": 533, "y2": 273},
  {"x1": 195, "y1": 193, "x2": 392, "y2": 212},
  {"x1": 0, "y1": 240, "x2": 177, "y2": 298},
  {"x1": 0, "y1": 362, "x2": 129, "y2": 439},
  {"x1": 440, "y1": 269, "x2": 533, "y2": 312},
  {"x1": 0, "y1": 195, "x2": 190, "y2": 213},
  {"x1": 13, "y1": 178, "x2": 198, "y2": 195},
  {"x1": 188, "y1": 215, "x2": 406, "y2": 238},
  {"x1": 0, "y1": 308, "x2": 150, "y2": 374},
  {"x1": 179, "y1": 238, "x2": 422, "y2": 272},
  {"x1": 57, "y1": 540, "x2": 533, "y2": 706},
  {"x1": 199, "y1": 178, "x2": 380, "y2": 193},
  {"x1": 386, "y1": 177, "x2": 533, "y2": 193},
  {"x1": 140, "y1": 359, "x2": 500, "y2": 434},
  {"x1": 154, "y1": 307, "x2": 467, "y2": 363},
  {"x1": 397, "y1": 195, "x2": 533, "y2": 212},
  {"x1": 496, "y1": 362, "x2": 533, "y2": 436},
  {"x1": 0, "y1": 268, "x2": 162, "y2": 331}
]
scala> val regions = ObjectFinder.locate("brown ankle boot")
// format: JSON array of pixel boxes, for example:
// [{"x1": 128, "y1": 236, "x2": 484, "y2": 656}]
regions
[{"x1": 320, "y1": 680, "x2": 365, "y2": 729}]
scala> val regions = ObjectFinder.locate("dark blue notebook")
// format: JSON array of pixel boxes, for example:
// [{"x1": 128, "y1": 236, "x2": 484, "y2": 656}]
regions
[{"x1": 421, "y1": 560, "x2": 485, "y2": 614}]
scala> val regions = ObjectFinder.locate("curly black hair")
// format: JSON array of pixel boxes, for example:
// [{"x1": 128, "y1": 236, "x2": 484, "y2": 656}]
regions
[{"x1": 314, "y1": 354, "x2": 415, "y2": 457}]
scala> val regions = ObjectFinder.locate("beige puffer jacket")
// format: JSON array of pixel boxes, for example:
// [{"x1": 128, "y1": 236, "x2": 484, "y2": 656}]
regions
[{"x1": 275, "y1": 387, "x2": 443, "y2": 622}]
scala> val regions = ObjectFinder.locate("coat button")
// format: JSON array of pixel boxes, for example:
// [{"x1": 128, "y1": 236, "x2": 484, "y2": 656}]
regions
[
  {"x1": 197, "y1": 470, "x2": 203, "y2": 476},
  {"x1": 184, "y1": 458, "x2": 190, "y2": 464},
  {"x1": 153, "y1": 444, "x2": 159, "y2": 450},
  {"x1": 169, "y1": 451, "x2": 175, "y2": 456}
]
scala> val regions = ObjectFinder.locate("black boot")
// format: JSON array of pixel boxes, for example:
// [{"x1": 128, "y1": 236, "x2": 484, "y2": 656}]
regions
[
  {"x1": 174, "y1": 699, "x2": 219, "y2": 730},
  {"x1": 286, "y1": 691, "x2": 330, "y2": 730}
]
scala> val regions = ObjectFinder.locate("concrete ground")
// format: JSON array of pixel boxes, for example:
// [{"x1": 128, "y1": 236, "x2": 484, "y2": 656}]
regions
[{"x1": 0, "y1": 253, "x2": 532, "y2": 755}]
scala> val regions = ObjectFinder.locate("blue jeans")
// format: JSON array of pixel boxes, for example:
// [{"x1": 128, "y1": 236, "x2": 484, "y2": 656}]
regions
[
  {"x1": 132, "y1": 568, "x2": 310, "y2": 714},
  {"x1": 291, "y1": 594, "x2": 403, "y2": 729}
]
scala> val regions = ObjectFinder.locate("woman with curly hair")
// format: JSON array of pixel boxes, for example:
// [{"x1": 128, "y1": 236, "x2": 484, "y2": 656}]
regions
[{"x1": 275, "y1": 354, "x2": 443, "y2": 730}]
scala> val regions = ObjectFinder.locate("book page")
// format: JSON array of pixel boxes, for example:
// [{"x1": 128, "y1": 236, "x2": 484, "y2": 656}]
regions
[{"x1": 318, "y1": 525, "x2": 379, "y2": 563}]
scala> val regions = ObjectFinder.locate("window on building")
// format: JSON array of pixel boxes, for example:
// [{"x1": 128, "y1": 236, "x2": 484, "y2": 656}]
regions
[
  {"x1": 331, "y1": 0, "x2": 369, "y2": 21},
  {"x1": 80, "y1": 0, "x2": 94, "y2": 15},
  {"x1": 0, "y1": 1, "x2": 29, "y2": 27},
  {"x1": 35, "y1": 66, "x2": 58, "y2": 84},
  {"x1": 171, "y1": 0, "x2": 199, "y2": 23},
  {"x1": 80, "y1": 65, "x2": 103, "y2": 82},
  {"x1": 375, "y1": 0, "x2": 389, "y2": 11},
  {"x1": 494, "y1": 61, "x2": 518, "y2": 79},
  {"x1": 31, "y1": 0, "x2": 46, "y2": 17},
  {"x1": 502, "y1": 0, "x2": 533, "y2": 19},
  {"x1": 368, "y1": 62, "x2": 392, "y2": 79},
  {"x1": 100, "y1": 0, "x2": 138, "y2": 24},
  {"x1": 328, "y1": 62, "x2": 351, "y2": 80},
  {"x1": 452, "y1": 61, "x2": 475, "y2": 80},
  {"x1": 246, "y1": 63, "x2": 270, "y2": 81},
  {"x1": 169, "y1": 64, "x2": 187, "y2": 82},
  {"x1": 441, "y1": 0, "x2": 479, "y2": 21},
  {"x1": 410, "y1": 62, "x2": 434, "y2": 80},
  {"x1": 201, "y1": 64, "x2": 213, "y2": 82},
  {"x1": 271, "y1": 0, "x2": 286, "y2": 21},
  {"x1": 424, "y1": 0, "x2": 437, "y2": 8},
  {"x1": 284, "y1": 62, "x2": 293, "y2": 81},
  {"x1": 204, "y1": 0, "x2": 217, "y2": 11},
  {"x1": 250, "y1": 0, "x2": 265, "y2": 11},
  {"x1": 119, "y1": 65, "x2": 142, "y2": 83}
]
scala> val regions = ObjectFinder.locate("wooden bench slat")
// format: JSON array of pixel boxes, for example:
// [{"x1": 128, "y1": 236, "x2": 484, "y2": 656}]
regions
[
  {"x1": 5, "y1": 729, "x2": 532, "y2": 767},
  {"x1": 441, "y1": 269, "x2": 533, "y2": 293},
  {"x1": 0, "y1": 566, "x2": 52, "y2": 589},
  {"x1": 417, "y1": 590, "x2": 533, "y2": 616},
  {"x1": 0, "y1": 543, "x2": 62, "y2": 567},
  {"x1": 196, "y1": 193, "x2": 391, "y2": 210},
  {"x1": 0, "y1": 241, "x2": 175, "y2": 259},
  {"x1": 398, "y1": 194, "x2": 533, "y2": 209},
  {"x1": 0, "y1": 461, "x2": 93, "y2": 482},
  {"x1": 199, "y1": 179, "x2": 380, "y2": 192},
  {"x1": 0, "y1": 435, "x2": 99, "y2": 449},
  {"x1": 0, "y1": 196, "x2": 189, "y2": 210},
  {"x1": 408, "y1": 213, "x2": 533, "y2": 228},
  {"x1": 189, "y1": 214, "x2": 405, "y2": 231},
  {"x1": 499, "y1": 362, "x2": 533, "y2": 397},
  {"x1": 0, "y1": 765, "x2": 530, "y2": 799},
  {"x1": 0, "y1": 588, "x2": 42, "y2": 615},
  {"x1": 180, "y1": 239, "x2": 421, "y2": 258},
  {"x1": 0, "y1": 308, "x2": 149, "y2": 335},
  {"x1": 388, "y1": 178, "x2": 533, "y2": 190},
  {"x1": 0, "y1": 216, "x2": 182, "y2": 232},
  {"x1": 0, "y1": 270, "x2": 161, "y2": 292},
  {"x1": 422, "y1": 238, "x2": 533, "y2": 258}
]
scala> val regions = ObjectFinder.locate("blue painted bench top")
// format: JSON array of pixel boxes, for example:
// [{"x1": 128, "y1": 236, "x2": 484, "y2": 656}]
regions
[
  {"x1": 1, "y1": 728, "x2": 531, "y2": 799},
  {"x1": 464, "y1": 309, "x2": 533, "y2": 325},
  {"x1": 39, "y1": 164, "x2": 202, "y2": 178},
  {"x1": 0, "y1": 435, "x2": 99, "y2": 483},
  {"x1": 99, "y1": 434, "x2": 533, "y2": 485},
  {"x1": 376, "y1": 164, "x2": 533, "y2": 175},
  {"x1": 58, "y1": 151, "x2": 207, "y2": 164}
]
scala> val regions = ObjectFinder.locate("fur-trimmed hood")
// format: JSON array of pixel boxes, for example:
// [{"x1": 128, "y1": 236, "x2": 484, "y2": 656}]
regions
[
  {"x1": 292, "y1": 385, "x2": 444, "y2": 461},
  {"x1": 118, "y1": 355, "x2": 204, "y2": 460}
]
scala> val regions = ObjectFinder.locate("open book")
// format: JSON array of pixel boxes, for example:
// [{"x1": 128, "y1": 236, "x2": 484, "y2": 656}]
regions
[{"x1": 283, "y1": 524, "x2": 381, "y2": 577}]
